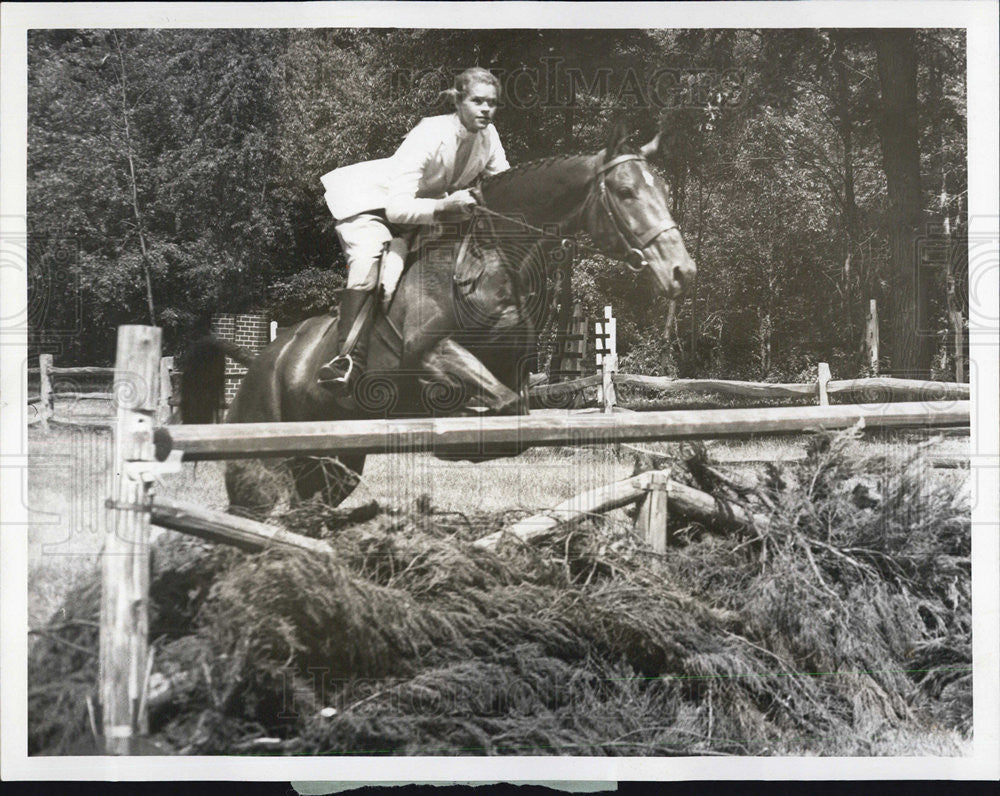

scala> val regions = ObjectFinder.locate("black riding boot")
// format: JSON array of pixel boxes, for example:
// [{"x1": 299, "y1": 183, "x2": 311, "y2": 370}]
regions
[{"x1": 318, "y1": 289, "x2": 374, "y2": 392}]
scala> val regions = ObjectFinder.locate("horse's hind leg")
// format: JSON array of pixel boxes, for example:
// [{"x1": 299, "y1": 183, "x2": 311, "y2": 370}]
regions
[{"x1": 288, "y1": 455, "x2": 365, "y2": 508}]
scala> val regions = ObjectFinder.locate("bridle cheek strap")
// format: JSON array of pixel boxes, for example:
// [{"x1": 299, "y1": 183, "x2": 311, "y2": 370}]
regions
[{"x1": 595, "y1": 156, "x2": 678, "y2": 272}]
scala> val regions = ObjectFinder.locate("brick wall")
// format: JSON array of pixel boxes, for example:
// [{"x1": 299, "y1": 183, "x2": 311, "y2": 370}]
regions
[{"x1": 211, "y1": 312, "x2": 271, "y2": 406}]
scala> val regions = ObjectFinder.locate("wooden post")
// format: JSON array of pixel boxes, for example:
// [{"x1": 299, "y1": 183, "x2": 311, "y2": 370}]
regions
[
  {"x1": 636, "y1": 471, "x2": 669, "y2": 554},
  {"x1": 605, "y1": 305, "x2": 616, "y2": 362},
  {"x1": 100, "y1": 325, "x2": 161, "y2": 755},
  {"x1": 38, "y1": 353, "x2": 52, "y2": 430},
  {"x1": 157, "y1": 356, "x2": 173, "y2": 424},
  {"x1": 270, "y1": 321, "x2": 278, "y2": 342},
  {"x1": 816, "y1": 362, "x2": 831, "y2": 406},
  {"x1": 571, "y1": 304, "x2": 586, "y2": 377},
  {"x1": 950, "y1": 308, "x2": 964, "y2": 383},
  {"x1": 601, "y1": 352, "x2": 618, "y2": 414},
  {"x1": 864, "y1": 299, "x2": 879, "y2": 374}
]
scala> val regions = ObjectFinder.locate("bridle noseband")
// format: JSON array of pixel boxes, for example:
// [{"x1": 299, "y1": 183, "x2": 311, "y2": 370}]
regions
[{"x1": 593, "y1": 153, "x2": 678, "y2": 273}]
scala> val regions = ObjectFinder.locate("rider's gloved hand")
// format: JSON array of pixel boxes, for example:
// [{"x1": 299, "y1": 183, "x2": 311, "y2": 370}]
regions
[{"x1": 434, "y1": 189, "x2": 478, "y2": 220}]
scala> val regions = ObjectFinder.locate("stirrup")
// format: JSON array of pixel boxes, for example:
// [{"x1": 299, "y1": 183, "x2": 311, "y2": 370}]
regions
[{"x1": 318, "y1": 353, "x2": 355, "y2": 389}]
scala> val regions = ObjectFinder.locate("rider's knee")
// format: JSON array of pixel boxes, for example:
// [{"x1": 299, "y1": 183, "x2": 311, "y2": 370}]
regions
[{"x1": 345, "y1": 258, "x2": 380, "y2": 291}]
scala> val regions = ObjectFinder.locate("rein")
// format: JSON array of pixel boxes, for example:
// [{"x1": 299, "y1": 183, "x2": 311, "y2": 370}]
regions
[{"x1": 471, "y1": 205, "x2": 600, "y2": 257}]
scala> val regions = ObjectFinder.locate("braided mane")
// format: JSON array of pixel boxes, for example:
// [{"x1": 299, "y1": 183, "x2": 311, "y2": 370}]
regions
[
  {"x1": 480, "y1": 152, "x2": 595, "y2": 192},
  {"x1": 480, "y1": 150, "x2": 604, "y2": 224}
]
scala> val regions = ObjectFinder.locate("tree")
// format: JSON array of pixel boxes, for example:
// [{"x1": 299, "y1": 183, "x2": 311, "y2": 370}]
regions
[
  {"x1": 874, "y1": 30, "x2": 932, "y2": 377},
  {"x1": 109, "y1": 32, "x2": 156, "y2": 326},
  {"x1": 26, "y1": 28, "x2": 966, "y2": 378}
]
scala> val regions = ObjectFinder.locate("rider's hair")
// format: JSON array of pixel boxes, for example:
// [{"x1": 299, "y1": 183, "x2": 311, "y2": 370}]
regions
[{"x1": 439, "y1": 67, "x2": 501, "y2": 108}]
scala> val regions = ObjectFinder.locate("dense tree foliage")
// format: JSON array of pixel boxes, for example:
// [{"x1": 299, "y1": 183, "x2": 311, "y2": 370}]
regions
[{"x1": 27, "y1": 28, "x2": 966, "y2": 379}]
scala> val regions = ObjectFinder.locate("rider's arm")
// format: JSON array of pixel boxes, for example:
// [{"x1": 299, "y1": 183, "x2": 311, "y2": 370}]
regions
[
  {"x1": 384, "y1": 119, "x2": 441, "y2": 226},
  {"x1": 482, "y1": 125, "x2": 510, "y2": 176}
]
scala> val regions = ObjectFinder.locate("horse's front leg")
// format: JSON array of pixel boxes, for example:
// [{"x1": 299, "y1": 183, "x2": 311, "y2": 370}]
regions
[
  {"x1": 419, "y1": 337, "x2": 528, "y2": 461},
  {"x1": 421, "y1": 338, "x2": 521, "y2": 415},
  {"x1": 397, "y1": 298, "x2": 520, "y2": 415}
]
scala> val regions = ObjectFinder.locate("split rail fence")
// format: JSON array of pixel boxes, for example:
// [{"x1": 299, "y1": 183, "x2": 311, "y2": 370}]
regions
[
  {"x1": 28, "y1": 353, "x2": 176, "y2": 429},
  {"x1": 531, "y1": 350, "x2": 970, "y2": 413}
]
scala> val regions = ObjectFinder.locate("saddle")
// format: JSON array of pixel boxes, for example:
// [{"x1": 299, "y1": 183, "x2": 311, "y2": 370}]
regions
[{"x1": 327, "y1": 219, "x2": 526, "y2": 411}]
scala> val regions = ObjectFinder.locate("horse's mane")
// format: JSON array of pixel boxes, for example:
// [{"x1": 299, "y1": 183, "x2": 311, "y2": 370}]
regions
[
  {"x1": 477, "y1": 137, "x2": 649, "y2": 223},
  {"x1": 480, "y1": 138, "x2": 651, "y2": 200},
  {"x1": 480, "y1": 151, "x2": 599, "y2": 196}
]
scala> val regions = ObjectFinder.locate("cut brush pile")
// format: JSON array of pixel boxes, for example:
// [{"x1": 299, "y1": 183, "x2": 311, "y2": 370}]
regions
[{"x1": 29, "y1": 428, "x2": 970, "y2": 755}]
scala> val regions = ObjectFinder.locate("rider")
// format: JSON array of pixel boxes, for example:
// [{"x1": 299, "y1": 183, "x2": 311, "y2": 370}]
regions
[{"x1": 318, "y1": 66, "x2": 510, "y2": 391}]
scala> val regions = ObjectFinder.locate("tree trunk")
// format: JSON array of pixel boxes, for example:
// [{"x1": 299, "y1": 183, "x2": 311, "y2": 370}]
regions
[
  {"x1": 874, "y1": 30, "x2": 931, "y2": 377},
  {"x1": 688, "y1": 177, "x2": 705, "y2": 371},
  {"x1": 832, "y1": 33, "x2": 862, "y2": 358},
  {"x1": 930, "y1": 54, "x2": 965, "y2": 383}
]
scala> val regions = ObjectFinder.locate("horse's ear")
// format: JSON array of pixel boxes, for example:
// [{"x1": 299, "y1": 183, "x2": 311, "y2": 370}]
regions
[
  {"x1": 640, "y1": 132, "x2": 661, "y2": 159},
  {"x1": 604, "y1": 121, "x2": 629, "y2": 160}
]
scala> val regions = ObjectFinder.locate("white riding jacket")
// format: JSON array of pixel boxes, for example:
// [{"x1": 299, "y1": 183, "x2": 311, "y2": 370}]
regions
[{"x1": 321, "y1": 113, "x2": 510, "y2": 226}]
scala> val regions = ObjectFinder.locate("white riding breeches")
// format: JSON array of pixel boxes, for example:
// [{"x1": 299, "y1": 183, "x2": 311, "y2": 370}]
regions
[
  {"x1": 335, "y1": 212, "x2": 411, "y2": 304},
  {"x1": 335, "y1": 212, "x2": 394, "y2": 291}
]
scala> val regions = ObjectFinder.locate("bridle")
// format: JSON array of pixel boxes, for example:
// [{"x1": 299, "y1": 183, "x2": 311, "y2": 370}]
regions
[
  {"x1": 591, "y1": 153, "x2": 679, "y2": 273},
  {"x1": 472, "y1": 152, "x2": 678, "y2": 275}
]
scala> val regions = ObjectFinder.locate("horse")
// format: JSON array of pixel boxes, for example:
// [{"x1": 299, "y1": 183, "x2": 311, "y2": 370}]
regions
[{"x1": 180, "y1": 123, "x2": 696, "y2": 519}]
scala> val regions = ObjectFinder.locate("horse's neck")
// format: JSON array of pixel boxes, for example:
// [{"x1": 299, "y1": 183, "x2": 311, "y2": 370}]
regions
[{"x1": 482, "y1": 154, "x2": 599, "y2": 231}]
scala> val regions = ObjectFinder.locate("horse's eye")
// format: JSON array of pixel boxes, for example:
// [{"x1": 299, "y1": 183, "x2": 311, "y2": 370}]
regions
[{"x1": 619, "y1": 187, "x2": 636, "y2": 200}]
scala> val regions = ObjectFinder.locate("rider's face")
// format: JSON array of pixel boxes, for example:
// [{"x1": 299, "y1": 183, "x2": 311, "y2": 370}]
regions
[{"x1": 456, "y1": 82, "x2": 498, "y2": 133}]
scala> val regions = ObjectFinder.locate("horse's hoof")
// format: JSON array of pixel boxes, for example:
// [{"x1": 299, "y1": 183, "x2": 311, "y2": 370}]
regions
[
  {"x1": 455, "y1": 404, "x2": 490, "y2": 417},
  {"x1": 493, "y1": 397, "x2": 524, "y2": 416}
]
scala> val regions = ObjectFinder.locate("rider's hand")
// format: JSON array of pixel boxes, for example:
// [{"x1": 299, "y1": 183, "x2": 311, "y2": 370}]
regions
[{"x1": 434, "y1": 189, "x2": 478, "y2": 220}]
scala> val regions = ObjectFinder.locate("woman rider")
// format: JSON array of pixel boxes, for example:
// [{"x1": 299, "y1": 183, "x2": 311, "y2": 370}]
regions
[{"x1": 318, "y1": 66, "x2": 510, "y2": 391}]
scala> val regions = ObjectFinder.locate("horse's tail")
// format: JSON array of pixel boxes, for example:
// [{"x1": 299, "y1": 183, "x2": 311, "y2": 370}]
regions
[{"x1": 179, "y1": 335, "x2": 256, "y2": 423}]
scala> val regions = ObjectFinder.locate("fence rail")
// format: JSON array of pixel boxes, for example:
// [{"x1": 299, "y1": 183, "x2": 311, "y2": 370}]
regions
[
  {"x1": 28, "y1": 353, "x2": 175, "y2": 429},
  {"x1": 531, "y1": 362, "x2": 970, "y2": 411},
  {"x1": 613, "y1": 374, "x2": 817, "y2": 398},
  {"x1": 158, "y1": 400, "x2": 969, "y2": 462},
  {"x1": 30, "y1": 346, "x2": 968, "y2": 432}
]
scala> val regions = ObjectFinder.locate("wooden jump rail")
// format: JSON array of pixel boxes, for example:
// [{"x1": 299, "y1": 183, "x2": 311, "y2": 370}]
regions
[
  {"x1": 98, "y1": 324, "x2": 973, "y2": 755},
  {"x1": 612, "y1": 373, "x2": 970, "y2": 401},
  {"x1": 155, "y1": 401, "x2": 969, "y2": 462},
  {"x1": 28, "y1": 353, "x2": 175, "y2": 429}
]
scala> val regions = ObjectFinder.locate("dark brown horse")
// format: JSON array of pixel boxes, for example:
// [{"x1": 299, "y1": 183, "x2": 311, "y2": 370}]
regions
[{"x1": 181, "y1": 124, "x2": 696, "y2": 518}]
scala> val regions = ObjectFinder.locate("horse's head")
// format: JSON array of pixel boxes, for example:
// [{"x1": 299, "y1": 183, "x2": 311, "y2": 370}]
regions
[{"x1": 583, "y1": 123, "x2": 696, "y2": 299}]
